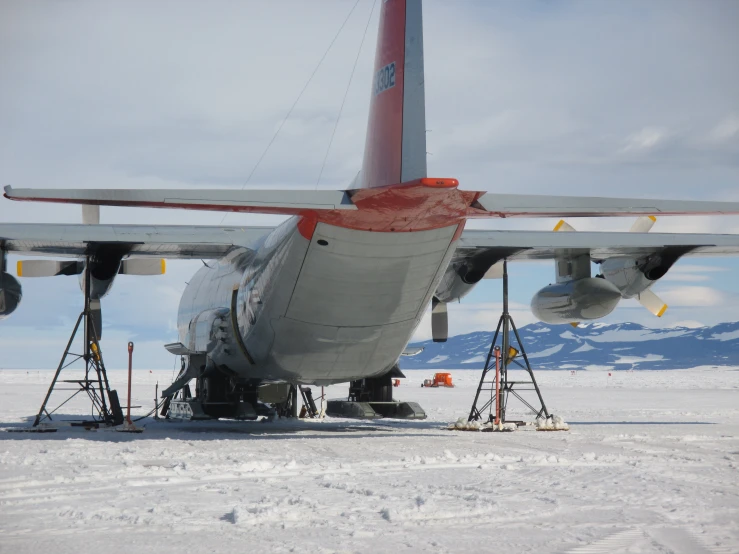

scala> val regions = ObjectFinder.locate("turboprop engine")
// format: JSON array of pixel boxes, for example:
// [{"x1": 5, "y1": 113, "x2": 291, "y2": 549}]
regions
[
  {"x1": 430, "y1": 248, "x2": 514, "y2": 342},
  {"x1": 531, "y1": 277, "x2": 622, "y2": 324},
  {"x1": 0, "y1": 272, "x2": 22, "y2": 319},
  {"x1": 0, "y1": 251, "x2": 22, "y2": 319},
  {"x1": 532, "y1": 216, "x2": 678, "y2": 323}
]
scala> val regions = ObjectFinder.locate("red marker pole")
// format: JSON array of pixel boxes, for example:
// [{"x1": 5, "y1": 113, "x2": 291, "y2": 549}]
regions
[
  {"x1": 127, "y1": 342, "x2": 134, "y2": 425},
  {"x1": 494, "y1": 346, "x2": 501, "y2": 425}
]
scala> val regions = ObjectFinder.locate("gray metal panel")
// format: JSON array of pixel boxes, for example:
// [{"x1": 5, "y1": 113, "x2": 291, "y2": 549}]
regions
[
  {"x1": 4, "y1": 186, "x2": 356, "y2": 211},
  {"x1": 269, "y1": 317, "x2": 416, "y2": 382},
  {"x1": 475, "y1": 193, "x2": 739, "y2": 216},
  {"x1": 400, "y1": 0, "x2": 427, "y2": 183},
  {"x1": 286, "y1": 224, "x2": 456, "y2": 328},
  {"x1": 459, "y1": 229, "x2": 739, "y2": 259},
  {"x1": 0, "y1": 223, "x2": 274, "y2": 258}
]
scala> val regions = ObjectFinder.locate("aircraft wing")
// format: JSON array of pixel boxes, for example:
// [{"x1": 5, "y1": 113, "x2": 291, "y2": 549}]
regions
[
  {"x1": 0, "y1": 223, "x2": 275, "y2": 259},
  {"x1": 456, "y1": 229, "x2": 739, "y2": 263}
]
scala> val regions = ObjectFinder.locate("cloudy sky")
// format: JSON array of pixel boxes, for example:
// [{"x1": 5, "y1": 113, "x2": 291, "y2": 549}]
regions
[{"x1": 1, "y1": 0, "x2": 738, "y2": 369}]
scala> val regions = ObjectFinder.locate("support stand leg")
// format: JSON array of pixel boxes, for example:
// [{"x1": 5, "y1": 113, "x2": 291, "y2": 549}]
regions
[
  {"x1": 468, "y1": 260, "x2": 550, "y2": 425},
  {"x1": 32, "y1": 259, "x2": 123, "y2": 428}
]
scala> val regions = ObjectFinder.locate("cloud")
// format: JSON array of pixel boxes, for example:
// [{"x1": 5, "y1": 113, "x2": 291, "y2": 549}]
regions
[
  {"x1": 657, "y1": 286, "x2": 732, "y2": 307},
  {"x1": 620, "y1": 127, "x2": 671, "y2": 154},
  {"x1": 1, "y1": 1, "x2": 739, "y2": 367},
  {"x1": 708, "y1": 114, "x2": 739, "y2": 143}
]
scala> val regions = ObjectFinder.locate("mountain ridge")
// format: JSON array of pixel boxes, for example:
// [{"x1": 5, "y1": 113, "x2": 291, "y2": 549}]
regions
[{"x1": 402, "y1": 321, "x2": 739, "y2": 370}]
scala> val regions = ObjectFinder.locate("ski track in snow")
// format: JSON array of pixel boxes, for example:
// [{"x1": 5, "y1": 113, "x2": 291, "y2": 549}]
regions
[{"x1": 0, "y1": 369, "x2": 738, "y2": 553}]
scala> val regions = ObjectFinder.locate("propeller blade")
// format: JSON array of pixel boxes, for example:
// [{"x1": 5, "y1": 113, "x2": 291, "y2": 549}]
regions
[
  {"x1": 553, "y1": 219, "x2": 577, "y2": 232},
  {"x1": 82, "y1": 205, "x2": 100, "y2": 225},
  {"x1": 16, "y1": 260, "x2": 81, "y2": 277},
  {"x1": 483, "y1": 261, "x2": 504, "y2": 279},
  {"x1": 89, "y1": 298, "x2": 103, "y2": 340},
  {"x1": 120, "y1": 259, "x2": 166, "y2": 275},
  {"x1": 637, "y1": 288, "x2": 668, "y2": 317},
  {"x1": 629, "y1": 215, "x2": 656, "y2": 233},
  {"x1": 431, "y1": 297, "x2": 448, "y2": 343}
]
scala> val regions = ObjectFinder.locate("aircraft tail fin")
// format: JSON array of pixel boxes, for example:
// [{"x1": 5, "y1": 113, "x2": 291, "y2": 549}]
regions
[{"x1": 360, "y1": 0, "x2": 426, "y2": 189}]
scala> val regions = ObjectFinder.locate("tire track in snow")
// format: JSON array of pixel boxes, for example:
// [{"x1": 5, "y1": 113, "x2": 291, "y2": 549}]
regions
[{"x1": 566, "y1": 529, "x2": 645, "y2": 553}]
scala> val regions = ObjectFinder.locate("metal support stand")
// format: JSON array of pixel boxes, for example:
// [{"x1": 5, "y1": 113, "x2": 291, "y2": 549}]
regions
[
  {"x1": 299, "y1": 386, "x2": 318, "y2": 418},
  {"x1": 32, "y1": 259, "x2": 123, "y2": 428},
  {"x1": 468, "y1": 260, "x2": 550, "y2": 425}
]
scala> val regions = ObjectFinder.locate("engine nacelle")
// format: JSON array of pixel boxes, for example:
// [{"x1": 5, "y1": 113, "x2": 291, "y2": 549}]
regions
[
  {"x1": 0, "y1": 272, "x2": 22, "y2": 319},
  {"x1": 433, "y1": 264, "x2": 476, "y2": 304},
  {"x1": 78, "y1": 254, "x2": 122, "y2": 299},
  {"x1": 531, "y1": 277, "x2": 622, "y2": 324},
  {"x1": 600, "y1": 251, "x2": 680, "y2": 299}
]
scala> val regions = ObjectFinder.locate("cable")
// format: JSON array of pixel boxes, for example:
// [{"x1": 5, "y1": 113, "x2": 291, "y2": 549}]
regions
[
  {"x1": 316, "y1": 0, "x2": 377, "y2": 188},
  {"x1": 220, "y1": 0, "x2": 362, "y2": 224},
  {"x1": 131, "y1": 406, "x2": 158, "y2": 422}
]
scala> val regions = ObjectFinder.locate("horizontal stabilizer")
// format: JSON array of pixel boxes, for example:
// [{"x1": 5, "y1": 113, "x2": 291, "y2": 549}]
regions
[
  {"x1": 120, "y1": 259, "x2": 166, "y2": 275},
  {"x1": 4, "y1": 186, "x2": 356, "y2": 214},
  {"x1": 401, "y1": 346, "x2": 424, "y2": 357},
  {"x1": 164, "y1": 342, "x2": 198, "y2": 356},
  {"x1": 474, "y1": 193, "x2": 739, "y2": 218}
]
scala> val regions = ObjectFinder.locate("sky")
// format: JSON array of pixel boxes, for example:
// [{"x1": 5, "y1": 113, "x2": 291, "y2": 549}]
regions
[{"x1": 1, "y1": 0, "x2": 738, "y2": 369}]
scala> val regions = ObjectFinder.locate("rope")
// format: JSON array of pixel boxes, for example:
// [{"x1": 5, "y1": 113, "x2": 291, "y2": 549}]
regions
[
  {"x1": 220, "y1": 0, "x2": 362, "y2": 224},
  {"x1": 316, "y1": 0, "x2": 377, "y2": 188}
]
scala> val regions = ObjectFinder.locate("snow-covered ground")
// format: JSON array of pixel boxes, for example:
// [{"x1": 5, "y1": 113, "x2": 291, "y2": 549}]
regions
[{"x1": 1, "y1": 368, "x2": 738, "y2": 553}]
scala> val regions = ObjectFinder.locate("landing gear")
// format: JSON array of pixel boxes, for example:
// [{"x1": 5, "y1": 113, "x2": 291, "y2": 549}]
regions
[
  {"x1": 165, "y1": 367, "x2": 273, "y2": 421},
  {"x1": 327, "y1": 370, "x2": 427, "y2": 420},
  {"x1": 349, "y1": 373, "x2": 393, "y2": 403}
]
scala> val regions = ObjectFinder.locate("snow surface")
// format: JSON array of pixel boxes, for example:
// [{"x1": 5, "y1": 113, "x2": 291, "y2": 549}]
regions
[
  {"x1": 712, "y1": 330, "x2": 739, "y2": 342},
  {"x1": 571, "y1": 342, "x2": 595, "y2": 353},
  {"x1": 1, "y1": 368, "x2": 739, "y2": 553},
  {"x1": 586, "y1": 329, "x2": 689, "y2": 343},
  {"x1": 527, "y1": 343, "x2": 564, "y2": 359}
]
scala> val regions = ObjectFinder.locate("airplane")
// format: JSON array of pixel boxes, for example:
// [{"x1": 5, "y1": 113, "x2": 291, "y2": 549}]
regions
[{"x1": 3, "y1": 0, "x2": 739, "y2": 420}]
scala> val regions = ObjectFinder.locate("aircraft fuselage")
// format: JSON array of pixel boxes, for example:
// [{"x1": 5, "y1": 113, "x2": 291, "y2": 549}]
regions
[{"x1": 177, "y1": 217, "x2": 460, "y2": 384}]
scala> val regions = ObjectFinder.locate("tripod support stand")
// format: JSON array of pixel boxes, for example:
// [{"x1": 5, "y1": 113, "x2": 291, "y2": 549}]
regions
[
  {"x1": 32, "y1": 259, "x2": 123, "y2": 428},
  {"x1": 468, "y1": 260, "x2": 550, "y2": 425}
]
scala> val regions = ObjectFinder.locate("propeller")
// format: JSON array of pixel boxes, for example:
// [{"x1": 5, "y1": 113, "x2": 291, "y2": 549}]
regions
[
  {"x1": 636, "y1": 288, "x2": 668, "y2": 317},
  {"x1": 629, "y1": 215, "x2": 656, "y2": 233},
  {"x1": 431, "y1": 296, "x2": 448, "y2": 343},
  {"x1": 82, "y1": 205, "x2": 100, "y2": 225},
  {"x1": 554, "y1": 216, "x2": 668, "y2": 318}
]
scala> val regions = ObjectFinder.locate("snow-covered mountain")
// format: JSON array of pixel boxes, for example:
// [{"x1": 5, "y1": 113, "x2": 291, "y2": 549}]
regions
[{"x1": 402, "y1": 321, "x2": 739, "y2": 370}]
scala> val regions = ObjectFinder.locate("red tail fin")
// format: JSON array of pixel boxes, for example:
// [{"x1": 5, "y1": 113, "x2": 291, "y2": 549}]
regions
[{"x1": 360, "y1": 0, "x2": 426, "y2": 189}]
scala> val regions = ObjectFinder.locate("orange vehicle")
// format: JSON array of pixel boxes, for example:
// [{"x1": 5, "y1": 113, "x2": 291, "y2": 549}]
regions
[{"x1": 421, "y1": 372, "x2": 454, "y2": 388}]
